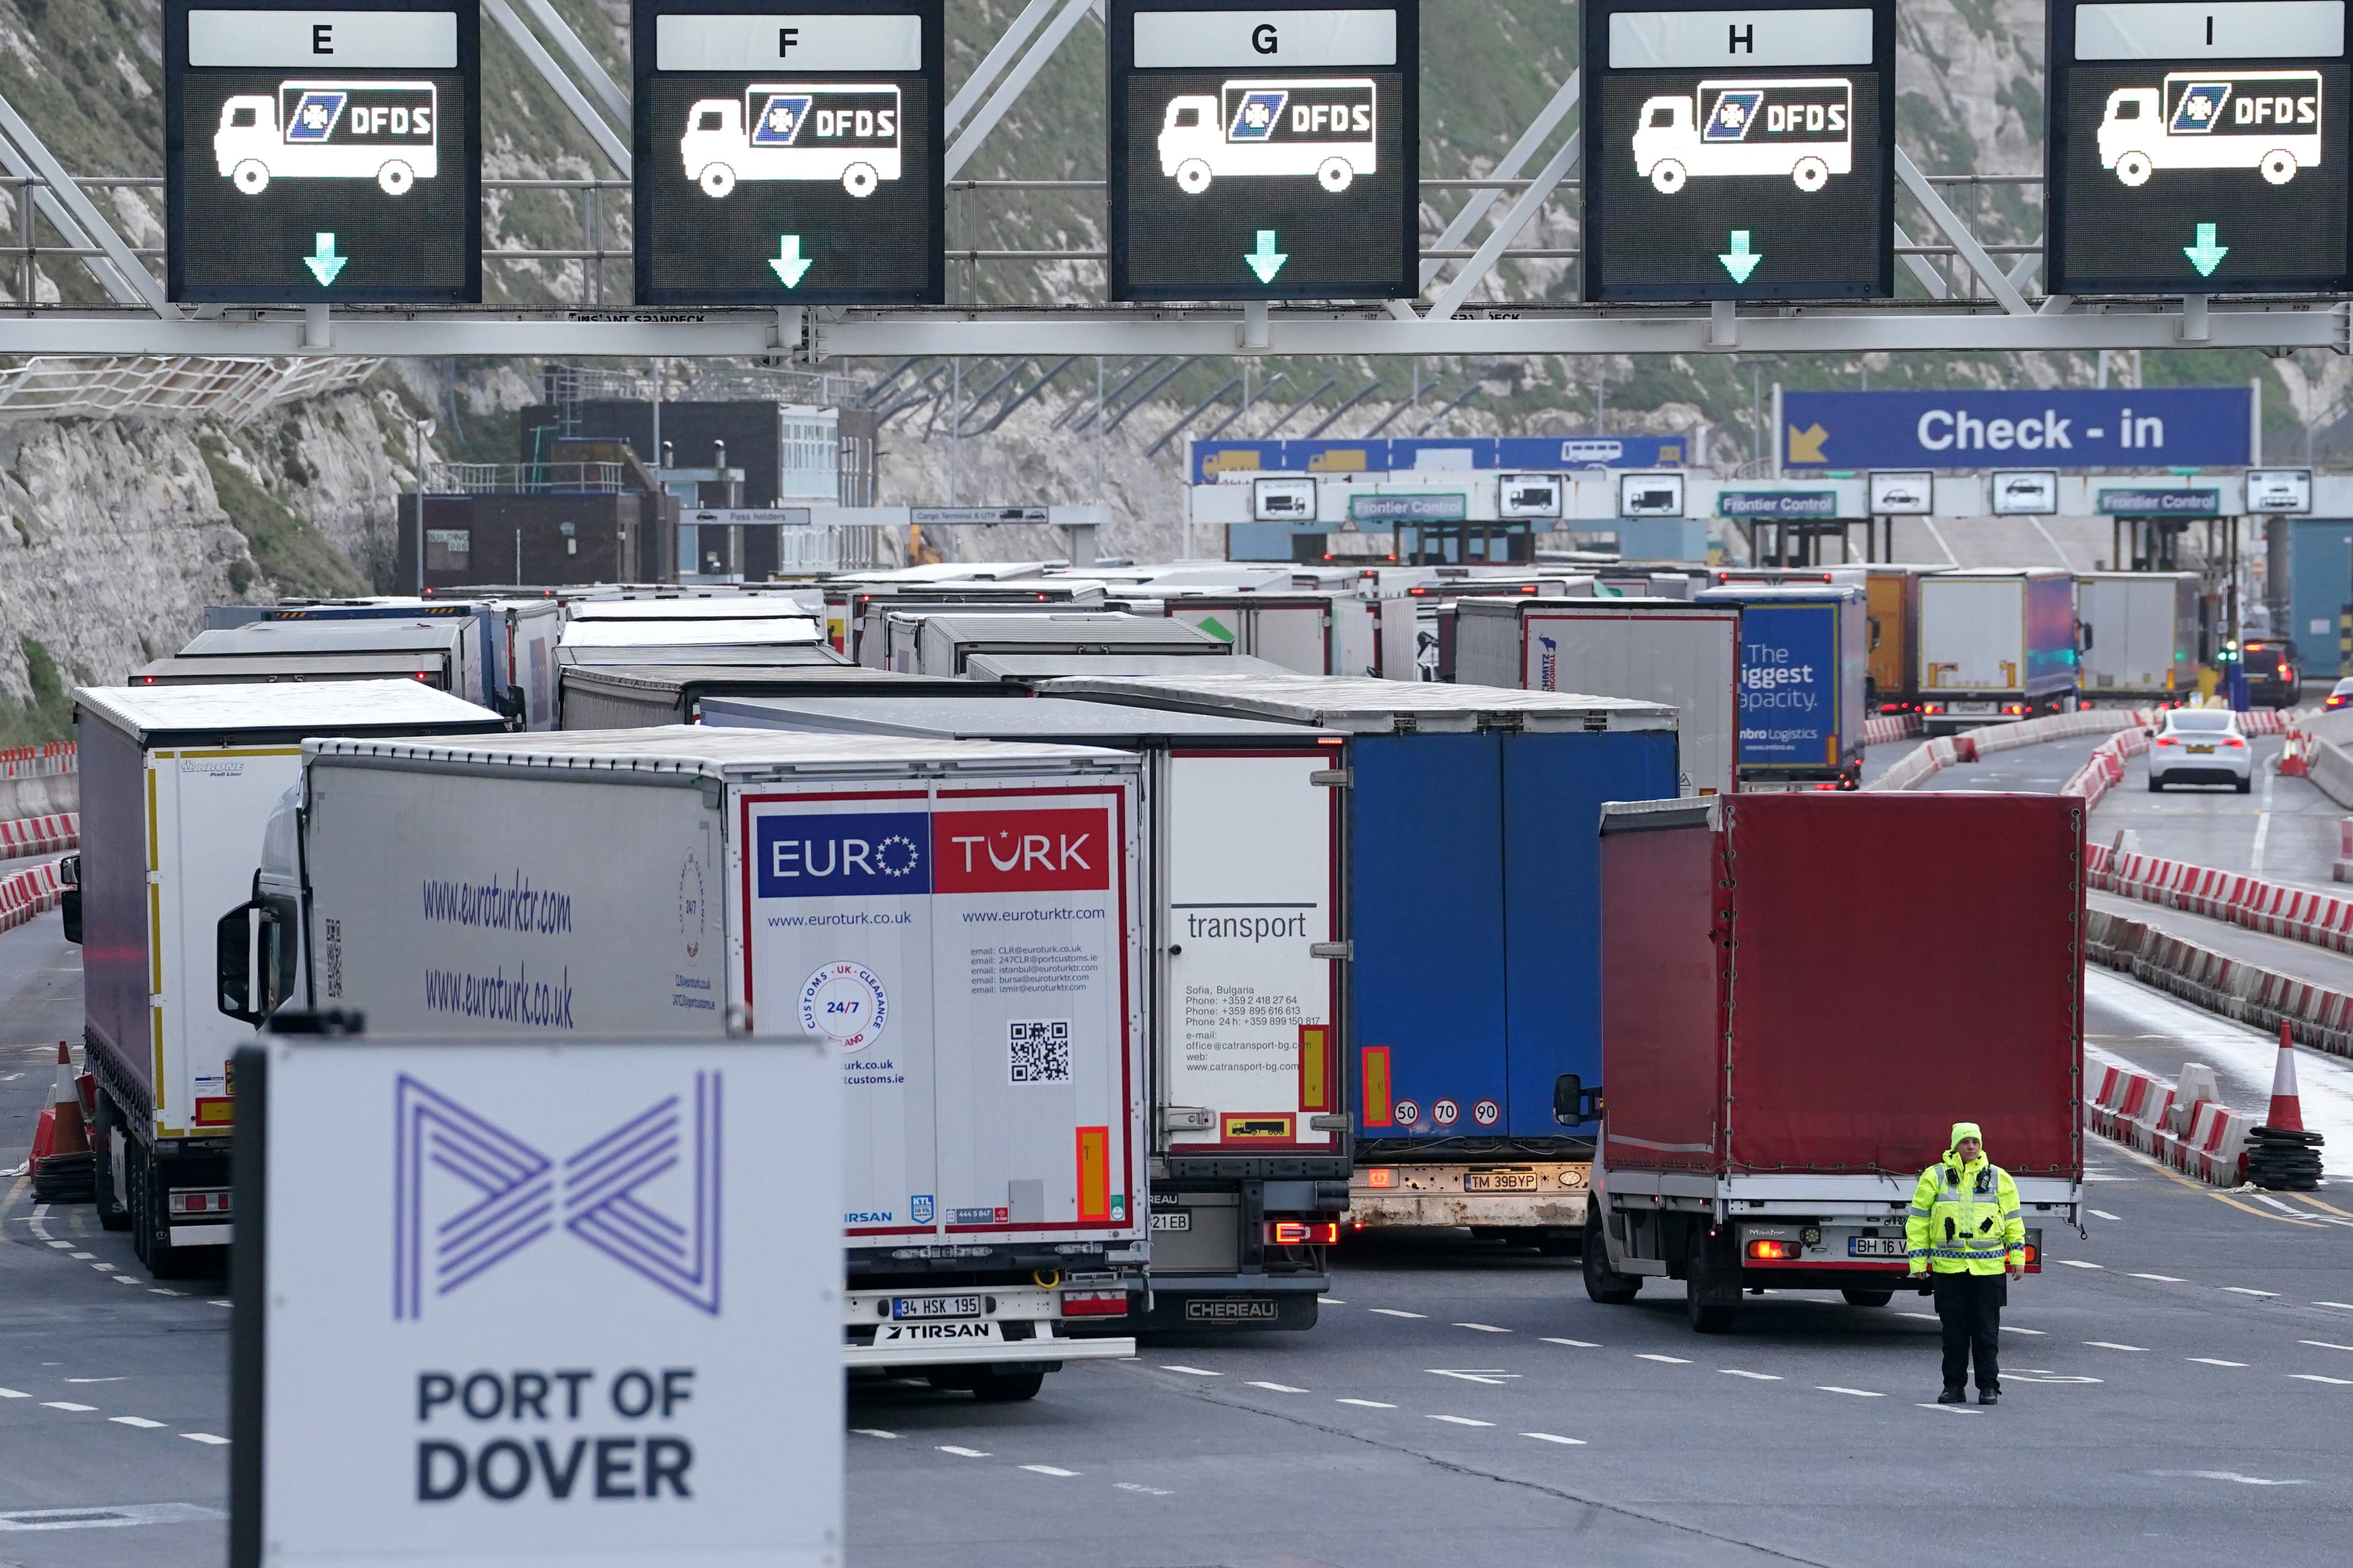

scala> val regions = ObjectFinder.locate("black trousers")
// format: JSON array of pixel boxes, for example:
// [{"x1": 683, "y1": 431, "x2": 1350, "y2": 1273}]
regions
[{"x1": 1933, "y1": 1271, "x2": 2007, "y2": 1392}]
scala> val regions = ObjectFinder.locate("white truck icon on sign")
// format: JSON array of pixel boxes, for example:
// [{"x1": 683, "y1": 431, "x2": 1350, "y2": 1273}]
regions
[
  {"x1": 1633, "y1": 78, "x2": 1853, "y2": 194},
  {"x1": 682, "y1": 84, "x2": 903, "y2": 199},
  {"x1": 2099, "y1": 70, "x2": 2322, "y2": 186},
  {"x1": 215, "y1": 82, "x2": 439, "y2": 196},
  {"x1": 1158, "y1": 79, "x2": 1377, "y2": 194}
]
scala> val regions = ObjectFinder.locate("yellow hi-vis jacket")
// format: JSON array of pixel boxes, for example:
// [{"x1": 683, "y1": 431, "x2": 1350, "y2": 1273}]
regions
[{"x1": 1905, "y1": 1152, "x2": 2026, "y2": 1275}]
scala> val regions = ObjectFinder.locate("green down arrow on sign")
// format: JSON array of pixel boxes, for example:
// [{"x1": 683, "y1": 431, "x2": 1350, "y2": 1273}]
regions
[{"x1": 2183, "y1": 223, "x2": 2229, "y2": 278}]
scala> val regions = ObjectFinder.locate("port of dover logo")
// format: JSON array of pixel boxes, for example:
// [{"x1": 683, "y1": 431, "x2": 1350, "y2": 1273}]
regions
[{"x1": 392, "y1": 1073, "x2": 723, "y2": 1320}]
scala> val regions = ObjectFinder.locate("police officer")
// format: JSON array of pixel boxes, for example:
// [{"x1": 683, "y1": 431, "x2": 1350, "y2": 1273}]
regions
[{"x1": 1906, "y1": 1120, "x2": 2025, "y2": 1405}]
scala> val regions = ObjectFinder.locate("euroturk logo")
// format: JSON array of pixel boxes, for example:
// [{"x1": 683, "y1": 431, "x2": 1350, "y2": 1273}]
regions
[{"x1": 393, "y1": 1073, "x2": 723, "y2": 1320}]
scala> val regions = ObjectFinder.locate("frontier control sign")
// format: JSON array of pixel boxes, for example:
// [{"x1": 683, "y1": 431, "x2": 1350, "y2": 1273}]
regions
[{"x1": 231, "y1": 1036, "x2": 841, "y2": 1567}]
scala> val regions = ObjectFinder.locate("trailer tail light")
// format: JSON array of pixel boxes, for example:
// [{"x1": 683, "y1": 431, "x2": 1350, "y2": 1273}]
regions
[
  {"x1": 168, "y1": 1188, "x2": 231, "y2": 1216},
  {"x1": 1745, "y1": 1238, "x2": 1794, "y2": 1260},
  {"x1": 2022, "y1": 1242, "x2": 2039, "y2": 1268},
  {"x1": 1267, "y1": 1221, "x2": 1339, "y2": 1245},
  {"x1": 1061, "y1": 1289, "x2": 1128, "y2": 1318},
  {"x1": 1366, "y1": 1168, "x2": 1394, "y2": 1188}
]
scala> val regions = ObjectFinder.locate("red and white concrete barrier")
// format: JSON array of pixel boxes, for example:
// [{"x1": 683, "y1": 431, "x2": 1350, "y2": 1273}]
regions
[
  {"x1": 0, "y1": 857, "x2": 63, "y2": 936},
  {"x1": 2085, "y1": 1054, "x2": 2256, "y2": 1187},
  {"x1": 1862, "y1": 713, "x2": 1922, "y2": 747},
  {"x1": 0, "y1": 812, "x2": 78, "y2": 857}
]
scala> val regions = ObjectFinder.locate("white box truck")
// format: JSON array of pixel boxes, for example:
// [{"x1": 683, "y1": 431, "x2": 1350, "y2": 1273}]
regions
[
  {"x1": 2098, "y1": 71, "x2": 2322, "y2": 187},
  {"x1": 225, "y1": 728, "x2": 1147, "y2": 1398},
  {"x1": 152, "y1": 618, "x2": 487, "y2": 702},
  {"x1": 215, "y1": 81, "x2": 439, "y2": 196},
  {"x1": 2074, "y1": 572, "x2": 2198, "y2": 699},
  {"x1": 69, "y1": 681, "x2": 507, "y2": 1277},
  {"x1": 682, "y1": 84, "x2": 903, "y2": 198},
  {"x1": 1917, "y1": 569, "x2": 2079, "y2": 732},
  {"x1": 1158, "y1": 79, "x2": 1378, "y2": 194},
  {"x1": 699, "y1": 694, "x2": 1348, "y2": 1332},
  {"x1": 1453, "y1": 597, "x2": 1740, "y2": 796},
  {"x1": 1633, "y1": 78, "x2": 1853, "y2": 194}
]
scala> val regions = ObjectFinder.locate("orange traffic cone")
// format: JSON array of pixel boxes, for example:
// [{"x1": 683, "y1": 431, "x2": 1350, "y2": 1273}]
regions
[
  {"x1": 2248, "y1": 1024, "x2": 2325, "y2": 1191},
  {"x1": 2266, "y1": 1024, "x2": 2306, "y2": 1133},
  {"x1": 46, "y1": 1041, "x2": 87, "y2": 1156}
]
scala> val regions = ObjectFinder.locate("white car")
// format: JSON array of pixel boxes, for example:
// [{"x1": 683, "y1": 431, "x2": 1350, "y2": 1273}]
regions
[{"x1": 2146, "y1": 708, "x2": 2251, "y2": 793}]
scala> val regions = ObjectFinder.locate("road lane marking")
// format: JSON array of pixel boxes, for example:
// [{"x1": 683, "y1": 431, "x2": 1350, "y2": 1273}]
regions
[
  {"x1": 2220, "y1": 1287, "x2": 2280, "y2": 1297},
  {"x1": 0, "y1": 1502, "x2": 226, "y2": 1531},
  {"x1": 2129, "y1": 1272, "x2": 2186, "y2": 1282},
  {"x1": 1900, "y1": 1312, "x2": 1938, "y2": 1322},
  {"x1": 2057, "y1": 1260, "x2": 2104, "y2": 1270},
  {"x1": 1245, "y1": 1381, "x2": 1307, "y2": 1393},
  {"x1": 2212, "y1": 1193, "x2": 2328, "y2": 1227},
  {"x1": 2090, "y1": 1209, "x2": 2123, "y2": 1221},
  {"x1": 2298, "y1": 1340, "x2": 2353, "y2": 1352},
  {"x1": 1160, "y1": 1366, "x2": 1220, "y2": 1376},
  {"x1": 1521, "y1": 1432, "x2": 1587, "y2": 1445},
  {"x1": 2000, "y1": 1326, "x2": 2047, "y2": 1335},
  {"x1": 1634, "y1": 1354, "x2": 1691, "y2": 1364},
  {"x1": 1021, "y1": 1465, "x2": 1077, "y2": 1476},
  {"x1": 180, "y1": 1433, "x2": 230, "y2": 1445},
  {"x1": 1428, "y1": 1370, "x2": 1519, "y2": 1385},
  {"x1": 2086, "y1": 1342, "x2": 2147, "y2": 1351},
  {"x1": 2156, "y1": 1470, "x2": 2307, "y2": 1486},
  {"x1": 1917, "y1": 1402, "x2": 1982, "y2": 1414},
  {"x1": 0, "y1": 1389, "x2": 27, "y2": 1398},
  {"x1": 1114, "y1": 1482, "x2": 1174, "y2": 1496},
  {"x1": 2185, "y1": 1359, "x2": 2246, "y2": 1367},
  {"x1": 2317, "y1": 1302, "x2": 2353, "y2": 1311},
  {"x1": 1721, "y1": 1369, "x2": 1781, "y2": 1380},
  {"x1": 1336, "y1": 1398, "x2": 1396, "y2": 1408},
  {"x1": 107, "y1": 1416, "x2": 165, "y2": 1428},
  {"x1": 1454, "y1": 1323, "x2": 1511, "y2": 1333},
  {"x1": 937, "y1": 1445, "x2": 991, "y2": 1457},
  {"x1": 850, "y1": 1428, "x2": 899, "y2": 1438},
  {"x1": 40, "y1": 1402, "x2": 95, "y2": 1412},
  {"x1": 2291, "y1": 1195, "x2": 2353, "y2": 1219},
  {"x1": 1540, "y1": 1337, "x2": 1600, "y2": 1347},
  {"x1": 64, "y1": 1378, "x2": 124, "y2": 1384},
  {"x1": 1369, "y1": 1309, "x2": 1427, "y2": 1319},
  {"x1": 1321, "y1": 1298, "x2": 1346, "y2": 1305},
  {"x1": 2254, "y1": 1195, "x2": 2305, "y2": 1214},
  {"x1": 1427, "y1": 1415, "x2": 1492, "y2": 1426},
  {"x1": 1816, "y1": 1387, "x2": 1884, "y2": 1398},
  {"x1": 2290, "y1": 1374, "x2": 2353, "y2": 1385}
]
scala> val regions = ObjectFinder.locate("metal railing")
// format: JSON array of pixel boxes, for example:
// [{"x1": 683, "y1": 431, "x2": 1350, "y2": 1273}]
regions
[
  {"x1": 0, "y1": 354, "x2": 378, "y2": 421},
  {"x1": 426, "y1": 461, "x2": 628, "y2": 494}
]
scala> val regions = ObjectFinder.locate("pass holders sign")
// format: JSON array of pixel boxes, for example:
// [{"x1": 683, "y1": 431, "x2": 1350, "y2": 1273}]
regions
[
  {"x1": 229, "y1": 1034, "x2": 842, "y2": 1568},
  {"x1": 2048, "y1": 0, "x2": 2353, "y2": 292},
  {"x1": 1583, "y1": 0, "x2": 1897, "y2": 300},
  {"x1": 634, "y1": 0, "x2": 943, "y2": 304},
  {"x1": 166, "y1": 1, "x2": 481, "y2": 301},
  {"x1": 2247, "y1": 467, "x2": 2314, "y2": 511},
  {"x1": 1108, "y1": 1, "x2": 1419, "y2": 300}
]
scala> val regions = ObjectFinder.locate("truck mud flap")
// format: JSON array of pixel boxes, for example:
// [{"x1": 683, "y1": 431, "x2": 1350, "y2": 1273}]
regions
[
  {"x1": 1141, "y1": 1294, "x2": 1317, "y2": 1331},
  {"x1": 844, "y1": 1334, "x2": 1135, "y2": 1370}
]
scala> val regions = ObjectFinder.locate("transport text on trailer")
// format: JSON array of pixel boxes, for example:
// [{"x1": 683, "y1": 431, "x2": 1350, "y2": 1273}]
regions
[
  {"x1": 683, "y1": 84, "x2": 903, "y2": 198},
  {"x1": 216, "y1": 82, "x2": 439, "y2": 196},
  {"x1": 2099, "y1": 71, "x2": 2322, "y2": 187},
  {"x1": 1633, "y1": 79, "x2": 1854, "y2": 195},
  {"x1": 1159, "y1": 80, "x2": 1377, "y2": 194}
]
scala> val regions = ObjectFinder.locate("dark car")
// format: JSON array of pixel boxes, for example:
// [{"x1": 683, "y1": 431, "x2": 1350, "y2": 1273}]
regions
[{"x1": 2234, "y1": 640, "x2": 2301, "y2": 708}]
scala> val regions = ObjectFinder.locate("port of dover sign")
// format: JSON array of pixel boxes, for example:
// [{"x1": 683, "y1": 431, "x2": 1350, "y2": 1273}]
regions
[{"x1": 230, "y1": 1034, "x2": 841, "y2": 1567}]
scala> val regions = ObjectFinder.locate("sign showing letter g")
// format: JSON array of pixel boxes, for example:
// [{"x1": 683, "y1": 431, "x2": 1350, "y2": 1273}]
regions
[{"x1": 1252, "y1": 22, "x2": 1277, "y2": 52}]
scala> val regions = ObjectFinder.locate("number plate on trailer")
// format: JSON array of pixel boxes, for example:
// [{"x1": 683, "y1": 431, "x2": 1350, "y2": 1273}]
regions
[
  {"x1": 891, "y1": 1294, "x2": 983, "y2": 1320},
  {"x1": 1951, "y1": 701, "x2": 1996, "y2": 714},
  {"x1": 1848, "y1": 1237, "x2": 1905, "y2": 1258},
  {"x1": 1151, "y1": 1211, "x2": 1191, "y2": 1231},
  {"x1": 1465, "y1": 1171, "x2": 1540, "y2": 1192}
]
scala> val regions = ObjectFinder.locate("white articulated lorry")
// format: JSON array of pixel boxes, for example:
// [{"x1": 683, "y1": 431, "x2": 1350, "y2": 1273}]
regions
[
  {"x1": 70, "y1": 681, "x2": 508, "y2": 1278},
  {"x1": 222, "y1": 727, "x2": 1146, "y2": 1399}
]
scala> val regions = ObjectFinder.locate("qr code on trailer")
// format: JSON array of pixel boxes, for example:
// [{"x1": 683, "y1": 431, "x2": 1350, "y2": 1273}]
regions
[{"x1": 1008, "y1": 1020, "x2": 1070, "y2": 1084}]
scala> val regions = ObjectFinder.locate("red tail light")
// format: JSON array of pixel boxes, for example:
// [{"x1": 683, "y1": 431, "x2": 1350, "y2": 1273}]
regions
[
  {"x1": 2022, "y1": 1243, "x2": 2039, "y2": 1268},
  {"x1": 1267, "y1": 1221, "x2": 1339, "y2": 1245},
  {"x1": 2224, "y1": 738, "x2": 2246, "y2": 748},
  {"x1": 1061, "y1": 1289, "x2": 1129, "y2": 1318},
  {"x1": 1746, "y1": 1238, "x2": 1796, "y2": 1260},
  {"x1": 2155, "y1": 736, "x2": 2177, "y2": 746}
]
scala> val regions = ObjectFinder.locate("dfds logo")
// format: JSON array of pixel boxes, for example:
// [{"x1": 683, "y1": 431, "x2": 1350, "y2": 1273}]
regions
[{"x1": 756, "y1": 810, "x2": 930, "y2": 898}]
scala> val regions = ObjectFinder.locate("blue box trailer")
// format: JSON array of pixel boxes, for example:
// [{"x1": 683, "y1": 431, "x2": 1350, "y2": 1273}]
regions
[
  {"x1": 1042, "y1": 672, "x2": 1679, "y2": 1240},
  {"x1": 1694, "y1": 585, "x2": 1868, "y2": 787}
]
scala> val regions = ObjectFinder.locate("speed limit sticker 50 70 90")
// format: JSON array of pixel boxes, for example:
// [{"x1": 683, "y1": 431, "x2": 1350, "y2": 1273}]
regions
[{"x1": 801, "y1": 960, "x2": 887, "y2": 1049}]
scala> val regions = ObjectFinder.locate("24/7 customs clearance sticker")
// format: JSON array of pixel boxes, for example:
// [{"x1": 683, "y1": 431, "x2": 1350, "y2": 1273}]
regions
[{"x1": 801, "y1": 960, "x2": 887, "y2": 1049}]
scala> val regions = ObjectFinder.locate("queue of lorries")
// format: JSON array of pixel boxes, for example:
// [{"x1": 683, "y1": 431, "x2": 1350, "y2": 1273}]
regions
[{"x1": 55, "y1": 559, "x2": 2090, "y2": 1400}]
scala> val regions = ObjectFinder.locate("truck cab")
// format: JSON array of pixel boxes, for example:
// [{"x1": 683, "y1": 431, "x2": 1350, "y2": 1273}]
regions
[{"x1": 1159, "y1": 95, "x2": 1223, "y2": 192}]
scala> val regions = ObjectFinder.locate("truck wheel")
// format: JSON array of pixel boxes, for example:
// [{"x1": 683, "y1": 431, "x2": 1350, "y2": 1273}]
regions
[
  {"x1": 969, "y1": 1366, "x2": 1046, "y2": 1402},
  {"x1": 2262, "y1": 149, "x2": 2298, "y2": 185},
  {"x1": 231, "y1": 160, "x2": 270, "y2": 195},
  {"x1": 698, "y1": 163, "x2": 736, "y2": 198},
  {"x1": 93, "y1": 1096, "x2": 130, "y2": 1231},
  {"x1": 842, "y1": 162, "x2": 879, "y2": 198},
  {"x1": 1841, "y1": 1289, "x2": 1894, "y2": 1308},
  {"x1": 1580, "y1": 1208, "x2": 1639, "y2": 1304},
  {"x1": 2114, "y1": 151, "x2": 2153, "y2": 187},
  {"x1": 376, "y1": 161, "x2": 416, "y2": 196},
  {"x1": 1316, "y1": 157, "x2": 1354, "y2": 193},
  {"x1": 1175, "y1": 160, "x2": 1211, "y2": 195},
  {"x1": 1791, "y1": 157, "x2": 1829, "y2": 192},
  {"x1": 1648, "y1": 160, "x2": 1687, "y2": 195},
  {"x1": 135, "y1": 1146, "x2": 198, "y2": 1280}
]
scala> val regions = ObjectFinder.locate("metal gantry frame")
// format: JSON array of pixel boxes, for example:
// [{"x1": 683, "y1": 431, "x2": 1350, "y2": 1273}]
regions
[{"x1": 0, "y1": 6, "x2": 2348, "y2": 358}]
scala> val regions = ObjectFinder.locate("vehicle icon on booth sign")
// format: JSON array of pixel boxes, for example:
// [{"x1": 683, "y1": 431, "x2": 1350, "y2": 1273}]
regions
[
  {"x1": 1633, "y1": 78, "x2": 1853, "y2": 194},
  {"x1": 1158, "y1": 78, "x2": 1377, "y2": 194},
  {"x1": 2099, "y1": 71, "x2": 2322, "y2": 186},
  {"x1": 215, "y1": 82, "x2": 438, "y2": 196},
  {"x1": 682, "y1": 84, "x2": 903, "y2": 199}
]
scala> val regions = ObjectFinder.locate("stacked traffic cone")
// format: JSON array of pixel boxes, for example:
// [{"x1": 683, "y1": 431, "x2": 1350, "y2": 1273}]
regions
[
  {"x1": 29, "y1": 1041, "x2": 94, "y2": 1202},
  {"x1": 2246, "y1": 1024, "x2": 2326, "y2": 1191}
]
